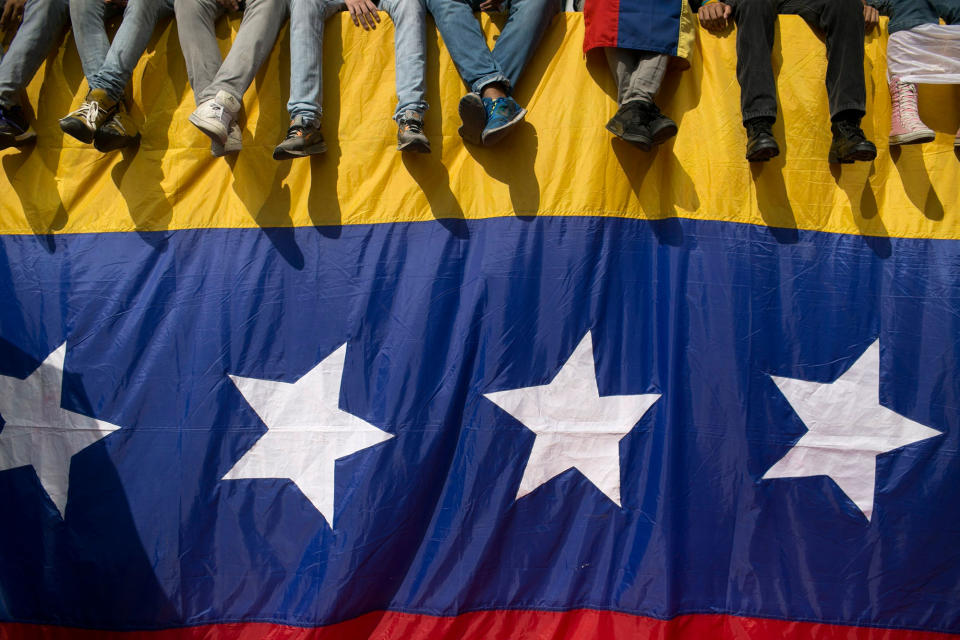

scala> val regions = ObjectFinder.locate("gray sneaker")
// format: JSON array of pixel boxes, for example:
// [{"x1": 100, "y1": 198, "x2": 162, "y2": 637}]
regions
[
  {"x1": 273, "y1": 114, "x2": 326, "y2": 160},
  {"x1": 397, "y1": 110, "x2": 430, "y2": 153}
]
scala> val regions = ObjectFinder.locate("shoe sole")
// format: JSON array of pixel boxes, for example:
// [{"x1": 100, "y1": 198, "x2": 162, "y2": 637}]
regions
[
  {"x1": 889, "y1": 131, "x2": 936, "y2": 146},
  {"x1": 59, "y1": 118, "x2": 95, "y2": 144},
  {"x1": 746, "y1": 144, "x2": 780, "y2": 162},
  {"x1": 398, "y1": 139, "x2": 431, "y2": 153},
  {"x1": 272, "y1": 142, "x2": 327, "y2": 161},
  {"x1": 650, "y1": 122, "x2": 678, "y2": 146},
  {"x1": 189, "y1": 113, "x2": 228, "y2": 144},
  {"x1": 829, "y1": 148, "x2": 878, "y2": 164},
  {"x1": 605, "y1": 121, "x2": 652, "y2": 151},
  {"x1": 481, "y1": 107, "x2": 527, "y2": 147},
  {"x1": 458, "y1": 94, "x2": 486, "y2": 146}
]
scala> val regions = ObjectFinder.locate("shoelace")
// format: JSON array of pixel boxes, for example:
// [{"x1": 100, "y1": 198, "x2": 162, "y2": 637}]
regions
[
  {"x1": 81, "y1": 101, "x2": 101, "y2": 130},
  {"x1": 400, "y1": 118, "x2": 423, "y2": 134},
  {"x1": 891, "y1": 79, "x2": 924, "y2": 129},
  {"x1": 208, "y1": 101, "x2": 229, "y2": 125},
  {"x1": 834, "y1": 120, "x2": 866, "y2": 142}
]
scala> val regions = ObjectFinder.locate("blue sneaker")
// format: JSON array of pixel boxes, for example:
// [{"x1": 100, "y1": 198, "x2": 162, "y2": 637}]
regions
[
  {"x1": 0, "y1": 104, "x2": 37, "y2": 149},
  {"x1": 481, "y1": 96, "x2": 526, "y2": 146}
]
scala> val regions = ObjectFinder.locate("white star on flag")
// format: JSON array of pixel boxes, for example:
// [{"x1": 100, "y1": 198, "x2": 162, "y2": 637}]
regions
[
  {"x1": 224, "y1": 343, "x2": 393, "y2": 527},
  {"x1": 484, "y1": 331, "x2": 660, "y2": 506},
  {"x1": 0, "y1": 343, "x2": 120, "y2": 518},
  {"x1": 764, "y1": 340, "x2": 942, "y2": 520}
]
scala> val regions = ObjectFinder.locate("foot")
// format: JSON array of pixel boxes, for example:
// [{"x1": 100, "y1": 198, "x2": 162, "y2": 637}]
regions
[
  {"x1": 0, "y1": 104, "x2": 36, "y2": 149},
  {"x1": 481, "y1": 96, "x2": 526, "y2": 146},
  {"x1": 273, "y1": 114, "x2": 326, "y2": 160},
  {"x1": 59, "y1": 89, "x2": 118, "y2": 144},
  {"x1": 211, "y1": 121, "x2": 243, "y2": 157},
  {"x1": 457, "y1": 92, "x2": 486, "y2": 145},
  {"x1": 829, "y1": 119, "x2": 877, "y2": 164},
  {"x1": 605, "y1": 102, "x2": 652, "y2": 150},
  {"x1": 189, "y1": 90, "x2": 241, "y2": 144},
  {"x1": 94, "y1": 106, "x2": 140, "y2": 152},
  {"x1": 888, "y1": 76, "x2": 935, "y2": 146},
  {"x1": 397, "y1": 109, "x2": 430, "y2": 153},
  {"x1": 744, "y1": 117, "x2": 779, "y2": 162},
  {"x1": 642, "y1": 102, "x2": 678, "y2": 146}
]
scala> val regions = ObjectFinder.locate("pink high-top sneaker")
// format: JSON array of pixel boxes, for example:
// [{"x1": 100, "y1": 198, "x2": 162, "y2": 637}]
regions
[{"x1": 888, "y1": 75, "x2": 936, "y2": 146}]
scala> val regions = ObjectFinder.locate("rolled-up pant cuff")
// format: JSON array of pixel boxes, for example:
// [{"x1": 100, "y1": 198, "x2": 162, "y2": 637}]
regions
[{"x1": 470, "y1": 72, "x2": 511, "y2": 96}]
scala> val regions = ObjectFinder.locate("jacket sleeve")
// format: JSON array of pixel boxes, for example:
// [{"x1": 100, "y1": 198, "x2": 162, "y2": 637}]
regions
[{"x1": 865, "y1": 0, "x2": 893, "y2": 16}]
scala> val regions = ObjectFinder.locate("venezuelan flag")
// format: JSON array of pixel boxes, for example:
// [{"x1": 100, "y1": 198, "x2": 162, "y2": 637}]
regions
[{"x1": 0, "y1": 13, "x2": 958, "y2": 640}]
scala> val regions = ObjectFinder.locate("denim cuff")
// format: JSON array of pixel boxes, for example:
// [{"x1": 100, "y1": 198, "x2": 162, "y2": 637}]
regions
[
  {"x1": 741, "y1": 109, "x2": 777, "y2": 124},
  {"x1": 471, "y1": 72, "x2": 511, "y2": 96},
  {"x1": 393, "y1": 102, "x2": 429, "y2": 120},
  {"x1": 830, "y1": 103, "x2": 866, "y2": 120}
]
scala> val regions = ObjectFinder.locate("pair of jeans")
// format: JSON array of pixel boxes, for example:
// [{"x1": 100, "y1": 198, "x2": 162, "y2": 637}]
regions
[
  {"x1": 729, "y1": 0, "x2": 867, "y2": 123},
  {"x1": 604, "y1": 48, "x2": 668, "y2": 106},
  {"x1": 286, "y1": 0, "x2": 427, "y2": 121},
  {"x1": 424, "y1": 0, "x2": 559, "y2": 96},
  {"x1": 0, "y1": 0, "x2": 69, "y2": 107},
  {"x1": 175, "y1": 0, "x2": 287, "y2": 105},
  {"x1": 71, "y1": 0, "x2": 175, "y2": 102}
]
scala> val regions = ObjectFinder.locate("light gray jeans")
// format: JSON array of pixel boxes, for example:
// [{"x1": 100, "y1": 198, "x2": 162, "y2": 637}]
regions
[
  {"x1": 287, "y1": 0, "x2": 427, "y2": 121},
  {"x1": 604, "y1": 47, "x2": 668, "y2": 106},
  {"x1": 0, "y1": 0, "x2": 69, "y2": 107},
  {"x1": 71, "y1": 0, "x2": 175, "y2": 102},
  {"x1": 175, "y1": 0, "x2": 287, "y2": 105}
]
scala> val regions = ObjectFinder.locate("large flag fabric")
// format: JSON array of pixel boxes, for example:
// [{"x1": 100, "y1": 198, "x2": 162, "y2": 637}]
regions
[
  {"x1": 1, "y1": 13, "x2": 959, "y2": 640},
  {"x1": 583, "y1": 0, "x2": 694, "y2": 58}
]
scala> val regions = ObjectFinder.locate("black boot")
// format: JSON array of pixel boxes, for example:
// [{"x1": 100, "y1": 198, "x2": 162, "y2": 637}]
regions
[
  {"x1": 744, "y1": 117, "x2": 779, "y2": 162},
  {"x1": 605, "y1": 102, "x2": 652, "y2": 151},
  {"x1": 829, "y1": 117, "x2": 877, "y2": 164}
]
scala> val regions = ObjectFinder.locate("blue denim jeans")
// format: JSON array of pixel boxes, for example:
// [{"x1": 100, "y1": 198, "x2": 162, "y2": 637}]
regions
[
  {"x1": 71, "y1": 0, "x2": 175, "y2": 102},
  {"x1": 0, "y1": 0, "x2": 69, "y2": 108},
  {"x1": 424, "y1": 0, "x2": 559, "y2": 96},
  {"x1": 286, "y1": 0, "x2": 428, "y2": 120}
]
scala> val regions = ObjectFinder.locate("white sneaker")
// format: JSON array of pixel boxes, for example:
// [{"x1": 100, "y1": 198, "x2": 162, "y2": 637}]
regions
[
  {"x1": 211, "y1": 121, "x2": 243, "y2": 157},
  {"x1": 189, "y1": 90, "x2": 241, "y2": 144}
]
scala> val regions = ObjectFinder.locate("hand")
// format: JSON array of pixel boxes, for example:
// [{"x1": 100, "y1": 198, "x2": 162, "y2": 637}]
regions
[
  {"x1": 345, "y1": 0, "x2": 379, "y2": 30},
  {"x1": 215, "y1": 0, "x2": 240, "y2": 11},
  {"x1": 698, "y1": 1, "x2": 732, "y2": 31},
  {"x1": 0, "y1": 0, "x2": 26, "y2": 31},
  {"x1": 862, "y1": 2, "x2": 879, "y2": 30},
  {"x1": 479, "y1": 0, "x2": 502, "y2": 10}
]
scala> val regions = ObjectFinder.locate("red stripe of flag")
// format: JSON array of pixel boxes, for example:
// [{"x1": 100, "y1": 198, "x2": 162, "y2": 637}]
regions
[
  {"x1": 2, "y1": 610, "x2": 956, "y2": 639},
  {"x1": 583, "y1": 0, "x2": 622, "y2": 52}
]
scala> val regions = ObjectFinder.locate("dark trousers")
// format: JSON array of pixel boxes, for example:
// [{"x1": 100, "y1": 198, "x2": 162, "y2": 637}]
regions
[{"x1": 729, "y1": 0, "x2": 867, "y2": 123}]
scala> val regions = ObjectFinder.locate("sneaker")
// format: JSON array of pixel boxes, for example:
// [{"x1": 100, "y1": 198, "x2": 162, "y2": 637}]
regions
[
  {"x1": 829, "y1": 119, "x2": 877, "y2": 164},
  {"x1": 605, "y1": 102, "x2": 652, "y2": 150},
  {"x1": 211, "y1": 121, "x2": 243, "y2": 158},
  {"x1": 397, "y1": 110, "x2": 430, "y2": 153},
  {"x1": 94, "y1": 106, "x2": 140, "y2": 152},
  {"x1": 272, "y1": 114, "x2": 326, "y2": 160},
  {"x1": 0, "y1": 104, "x2": 36, "y2": 149},
  {"x1": 481, "y1": 96, "x2": 526, "y2": 146},
  {"x1": 744, "y1": 117, "x2": 779, "y2": 162},
  {"x1": 888, "y1": 76, "x2": 935, "y2": 146},
  {"x1": 640, "y1": 101, "x2": 678, "y2": 146},
  {"x1": 189, "y1": 90, "x2": 241, "y2": 144},
  {"x1": 59, "y1": 89, "x2": 118, "y2": 144},
  {"x1": 457, "y1": 92, "x2": 486, "y2": 145}
]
